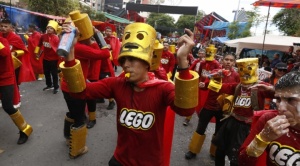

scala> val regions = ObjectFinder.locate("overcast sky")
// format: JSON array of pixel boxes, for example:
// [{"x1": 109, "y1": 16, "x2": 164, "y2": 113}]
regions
[{"x1": 161, "y1": 0, "x2": 283, "y2": 35}]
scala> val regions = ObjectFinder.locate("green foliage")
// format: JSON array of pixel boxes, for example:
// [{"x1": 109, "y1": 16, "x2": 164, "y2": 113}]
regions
[
  {"x1": 146, "y1": 13, "x2": 175, "y2": 28},
  {"x1": 272, "y1": 8, "x2": 300, "y2": 36},
  {"x1": 28, "y1": 0, "x2": 80, "y2": 16},
  {"x1": 176, "y1": 10, "x2": 204, "y2": 30}
]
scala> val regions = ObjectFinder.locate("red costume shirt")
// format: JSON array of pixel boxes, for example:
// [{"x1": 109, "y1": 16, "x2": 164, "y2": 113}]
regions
[
  {"x1": 0, "y1": 31, "x2": 35, "y2": 84},
  {"x1": 161, "y1": 50, "x2": 175, "y2": 73},
  {"x1": 38, "y1": 34, "x2": 59, "y2": 61},
  {"x1": 0, "y1": 37, "x2": 14, "y2": 86},
  {"x1": 239, "y1": 111, "x2": 300, "y2": 166},
  {"x1": 28, "y1": 31, "x2": 42, "y2": 73},
  {"x1": 104, "y1": 35, "x2": 121, "y2": 65},
  {"x1": 220, "y1": 82, "x2": 274, "y2": 119},
  {"x1": 204, "y1": 68, "x2": 240, "y2": 111},
  {"x1": 71, "y1": 76, "x2": 194, "y2": 166}
]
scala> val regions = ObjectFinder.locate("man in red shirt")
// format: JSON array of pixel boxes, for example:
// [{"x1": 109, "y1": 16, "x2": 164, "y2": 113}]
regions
[
  {"x1": 161, "y1": 42, "x2": 176, "y2": 79},
  {"x1": 0, "y1": 36, "x2": 32, "y2": 144},
  {"x1": 60, "y1": 22, "x2": 198, "y2": 165},
  {"x1": 35, "y1": 20, "x2": 60, "y2": 94}
]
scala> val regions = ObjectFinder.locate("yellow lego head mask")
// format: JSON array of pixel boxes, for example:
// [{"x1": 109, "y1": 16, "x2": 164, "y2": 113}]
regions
[
  {"x1": 47, "y1": 20, "x2": 59, "y2": 32},
  {"x1": 150, "y1": 40, "x2": 163, "y2": 71},
  {"x1": 69, "y1": 10, "x2": 93, "y2": 41},
  {"x1": 205, "y1": 44, "x2": 217, "y2": 61},
  {"x1": 236, "y1": 58, "x2": 259, "y2": 84},
  {"x1": 118, "y1": 23, "x2": 156, "y2": 66}
]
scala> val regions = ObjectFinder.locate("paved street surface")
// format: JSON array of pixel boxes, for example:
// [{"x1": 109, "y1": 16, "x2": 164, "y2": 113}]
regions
[{"x1": 0, "y1": 70, "x2": 229, "y2": 166}]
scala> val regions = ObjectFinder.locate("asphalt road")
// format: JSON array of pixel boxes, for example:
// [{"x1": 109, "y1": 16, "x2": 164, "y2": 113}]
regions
[{"x1": 0, "y1": 70, "x2": 229, "y2": 166}]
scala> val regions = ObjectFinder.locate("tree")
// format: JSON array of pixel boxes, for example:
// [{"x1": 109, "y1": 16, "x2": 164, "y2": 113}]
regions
[
  {"x1": 272, "y1": 8, "x2": 300, "y2": 36},
  {"x1": 28, "y1": 0, "x2": 80, "y2": 16},
  {"x1": 146, "y1": 13, "x2": 175, "y2": 36},
  {"x1": 176, "y1": 10, "x2": 204, "y2": 30}
]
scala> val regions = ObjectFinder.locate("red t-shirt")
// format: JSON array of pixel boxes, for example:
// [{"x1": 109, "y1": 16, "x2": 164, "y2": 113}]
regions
[
  {"x1": 70, "y1": 77, "x2": 194, "y2": 166},
  {"x1": 161, "y1": 50, "x2": 175, "y2": 73},
  {"x1": 0, "y1": 37, "x2": 15, "y2": 86},
  {"x1": 239, "y1": 111, "x2": 300, "y2": 166},
  {"x1": 39, "y1": 34, "x2": 59, "y2": 61}
]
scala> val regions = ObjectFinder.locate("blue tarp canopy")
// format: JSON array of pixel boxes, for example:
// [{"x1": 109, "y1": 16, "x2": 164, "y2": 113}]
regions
[
  {"x1": 203, "y1": 21, "x2": 248, "y2": 36},
  {"x1": 212, "y1": 36, "x2": 230, "y2": 43}
]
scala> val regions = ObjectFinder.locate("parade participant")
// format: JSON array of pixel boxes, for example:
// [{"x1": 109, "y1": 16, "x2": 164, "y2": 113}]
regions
[
  {"x1": 0, "y1": 36, "x2": 32, "y2": 144},
  {"x1": 0, "y1": 18, "x2": 35, "y2": 108},
  {"x1": 100, "y1": 26, "x2": 121, "y2": 110},
  {"x1": 35, "y1": 20, "x2": 60, "y2": 94},
  {"x1": 60, "y1": 22, "x2": 198, "y2": 165},
  {"x1": 185, "y1": 54, "x2": 240, "y2": 159},
  {"x1": 60, "y1": 11, "x2": 110, "y2": 158},
  {"x1": 161, "y1": 41, "x2": 176, "y2": 79},
  {"x1": 212, "y1": 58, "x2": 274, "y2": 166},
  {"x1": 183, "y1": 48, "x2": 206, "y2": 126},
  {"x1": 25, "y1": 24, "x2": 43, "y2": 80},
  {"x1": 239, "y1": 71, "x2": 300, "y2": 166}
]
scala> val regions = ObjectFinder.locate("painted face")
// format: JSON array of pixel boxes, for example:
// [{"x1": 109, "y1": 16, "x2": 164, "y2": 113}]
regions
[
  {"x1": 275, "y1": 86, "x2": 300, "y2": 129},
  {"x1": 120, "y1": 56, "x2": 149, "y2": 84},
  {"x1": 205, "y1": 44, "x2": 217, "y2": 61},
  {"x1": 46, "y1": 26, "x2": 55, "y2": 34},
  {"x1": 119, "y1": 23, "x2": 156, "y2": 66},
  {"x1": 236, "y1": 58, "x2": 258, "y2": 84}
]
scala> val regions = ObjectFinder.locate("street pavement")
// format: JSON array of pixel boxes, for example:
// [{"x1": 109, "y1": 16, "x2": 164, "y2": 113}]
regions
[{"x1": 0, "y1": 69, "x2": 229, "y2": 166}]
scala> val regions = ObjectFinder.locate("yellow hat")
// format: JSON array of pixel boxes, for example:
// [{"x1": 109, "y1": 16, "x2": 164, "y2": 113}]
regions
[
  {"x1": 205, "y1": 44, "x2": 217, "y2": 61},
  {"x1": 118, "y1": 23, "x2": 156, "y2": 66},
  {"x1": 47, "y1": 20, "x2": 59, "y2": 32},
  {"x1": 150, "y1": 40, "x2": 163, "y2": 71},
  {"x1": 236, "y1": 58, "x2": 259, "y2": 84},
  {"x1": 69, "y1": 10, "x2": 93, "y2": 41}
]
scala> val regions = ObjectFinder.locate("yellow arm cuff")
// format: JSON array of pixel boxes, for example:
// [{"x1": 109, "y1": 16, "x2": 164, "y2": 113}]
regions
[
  {"x1": 208, "y1": 78, "x2": 222, "y2": 92},
  {"x1": 174, "y1": 70, "x2": 199, "y2": 109},
  {"x1": 0, "y1": 42, "x2": 4, "y2": 50},
  {"x1": 14, "y1": 50, "x2": 25, "y2": 57},
  {"x1": 12, "y1": 55, "x2": 22, "y2": 69},
  {"x1": 34, "y1": 46, "x2": 40, "y2": 54},
  {"x1": 246, "y1": 134, "x2": 269, "y2": 157},
  {"x1": 59, "y1": 59, "x2": 86, "y2": 93},
  {"x1": 24, "y1": 34, "x2": 29, "y2": 41}
]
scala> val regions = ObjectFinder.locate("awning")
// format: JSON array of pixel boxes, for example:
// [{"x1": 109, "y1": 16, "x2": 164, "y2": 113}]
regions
[
  {"x1": 126, "y1": 3, "x2": 198, "y2": 15},
  {"x1": 104, "y1": 12, "x2": 132, "y2": 24},
  {"x1": 212, "y1": 37, "x2": 230, "y2": 43}
]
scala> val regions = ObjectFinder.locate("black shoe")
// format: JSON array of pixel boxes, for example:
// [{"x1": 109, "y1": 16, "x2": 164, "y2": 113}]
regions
[
  {"x1": 87, "y1": 120, "x2": 96, "y2": 129},
  {"x1": 96, "y1": 98, "x2": 105, "y2": 103},
  {"x1": 17, "y1": 131, "x2": 28, "y2": 144},
  {"x1": 53, "y1": 88, "x2": 59, "y2": 94},
  {"x1": 185, "y1": 151, "x2": 196, "y2": 160},
  {"x1": 43, "y1": 86, "x2": 53, "y2": 91},
  {"x1": 106, "y1": 101, "x2": 115, "y2": 110}
]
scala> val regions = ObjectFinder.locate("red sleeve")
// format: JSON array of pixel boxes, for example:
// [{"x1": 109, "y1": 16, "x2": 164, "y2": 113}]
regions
[
  {"x1": 74, "y1": 43, "x2": 110, "y2": 60},
  {"x1": 0, "y1": 37, "x2": 11, "y2": 57},
  {"x1": 239, "y1": 111, "x2": 277, "y2": 165}
]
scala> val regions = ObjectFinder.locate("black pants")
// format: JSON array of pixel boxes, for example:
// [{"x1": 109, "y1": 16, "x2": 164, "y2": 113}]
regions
[
  {"x1": 196, "y1": 108, "x2": 223, "y2": 135},
  {"x1": 108, "y1": 156, "x2": 123, "y2": 166},
  {"x1": 62, "y1": 91, "x2": 86, "y2": 127},
  {"x1": 43, "y1": 59, "x2": 59, "y2": 89},
  {"x1": 0, "y1": 85, "x2": 17, "y2": 115}
]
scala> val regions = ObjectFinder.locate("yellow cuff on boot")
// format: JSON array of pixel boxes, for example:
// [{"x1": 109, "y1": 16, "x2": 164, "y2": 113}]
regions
[
  {"x1": 10, "y1": 110, "x2": 33, "y2": 137},
  {"x1": 88, "y1": 112, "x2": 96, "y2": 121},
  {"x1": 188, "y1": 132, "x2": 206, "y2": 154}
]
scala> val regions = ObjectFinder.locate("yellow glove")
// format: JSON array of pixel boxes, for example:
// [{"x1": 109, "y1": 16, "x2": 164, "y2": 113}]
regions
[{"x1": 109, "y1": 51, "x2": 113, "y2": 61}]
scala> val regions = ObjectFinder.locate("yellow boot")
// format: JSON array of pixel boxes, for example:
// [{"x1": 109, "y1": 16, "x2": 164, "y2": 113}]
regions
[
  {"x1": 185, "y1": 132, "x2": 206, "y2": 159},
  {"x1": 209, "y1": 135, "x2": 217, "y2": 157},
  {"x1": 69, "y1": 124, "x2": 88, "y2": 159},
  {"x1": 10, "y1": 110, "x2": 33, "y2": 144},
  {"x1": 87, "y1": 111, "x2": 96, "y2": 129}
]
